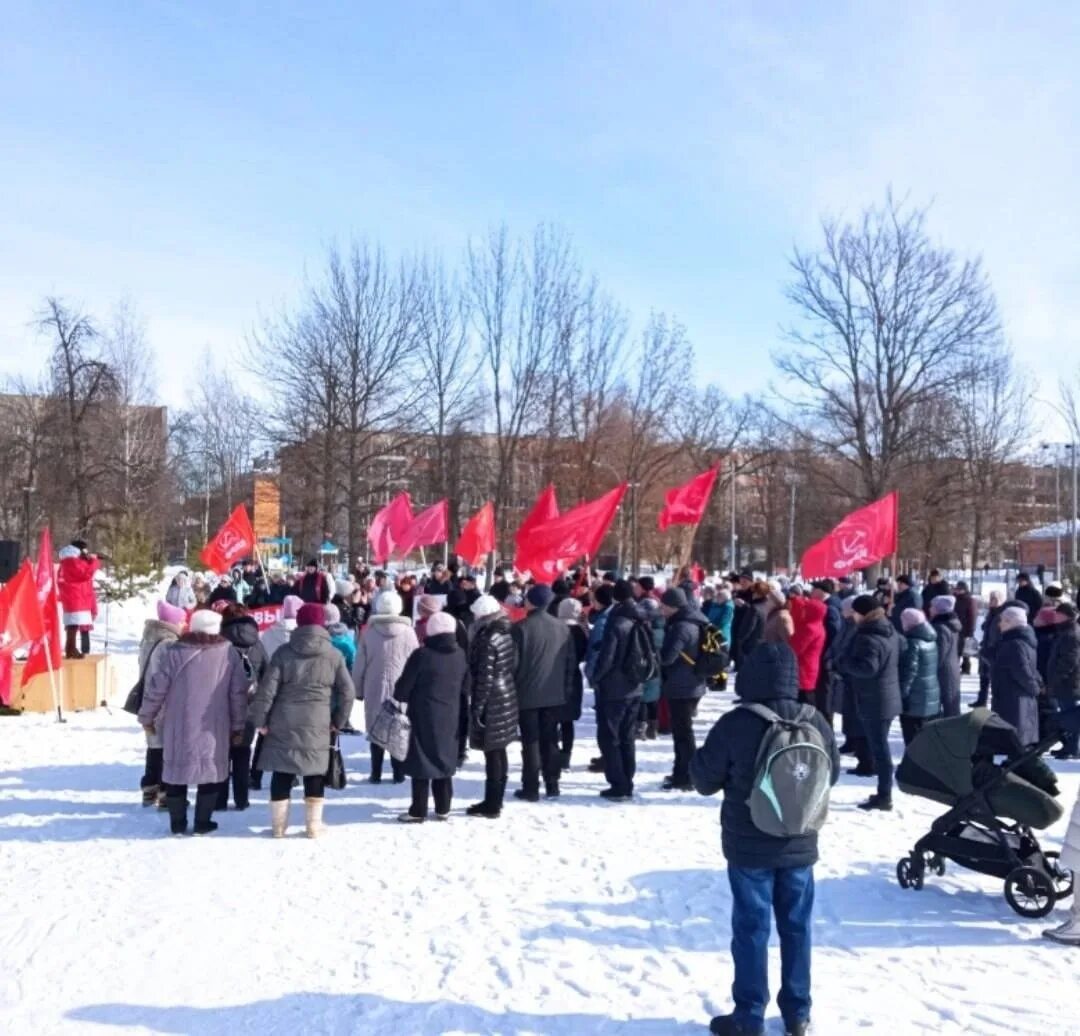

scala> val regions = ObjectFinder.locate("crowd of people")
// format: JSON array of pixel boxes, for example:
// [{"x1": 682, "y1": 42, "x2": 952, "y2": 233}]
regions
[{"x1": 132, "y1": 556, "x2": 1080, "y2": 1036}]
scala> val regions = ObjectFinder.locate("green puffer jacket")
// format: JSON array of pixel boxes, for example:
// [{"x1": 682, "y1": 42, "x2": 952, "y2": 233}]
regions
[{"x1": 900, "y1": 622, "x2": 942, "y2": 718}]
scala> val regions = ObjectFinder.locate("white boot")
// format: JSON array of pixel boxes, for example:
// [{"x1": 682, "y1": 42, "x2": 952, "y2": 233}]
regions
[
  {"x1": 270, "y1": 799, "x2": 290, "y2": 839},
  {"x1": 1043, "y1": 896, "x2": 1080, "y2": 945},
  {"x1": 304, "y1": 797, "x2": 325, "y2": 839}
]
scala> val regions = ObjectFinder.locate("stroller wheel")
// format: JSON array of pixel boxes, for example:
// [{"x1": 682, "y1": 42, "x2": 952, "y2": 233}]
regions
[
  {"x1": 931, "y1": 855, "x2": 946, "y2": 877},
  {"x1": 1004, "y1": 866, "x2": 1056, "y2": 919},
  {"x1": 1044, "y1": 851, "x2": 1075, "y2": 900},
  {"x1": 897, "y1": 856, "x2": 924, "y2": 891}
]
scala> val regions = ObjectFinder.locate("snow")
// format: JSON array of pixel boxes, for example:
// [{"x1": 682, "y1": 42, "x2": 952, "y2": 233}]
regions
[{"x1": 2, "y1": 661, "x2": 1079, "y2": 1033}]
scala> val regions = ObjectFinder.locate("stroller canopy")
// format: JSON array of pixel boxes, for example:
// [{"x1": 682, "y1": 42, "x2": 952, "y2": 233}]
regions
[{"x1": 897, "y1": 709, "x2": 1063, "y2": 830}]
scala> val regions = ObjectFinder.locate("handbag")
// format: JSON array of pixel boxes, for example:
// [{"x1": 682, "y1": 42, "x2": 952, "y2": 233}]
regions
[
  {"x1": 369, "y1": 698, "x2": 412, "y2": 761},
  {"x1": 123, "y1": 641, "x2": 164, "y2": 716},
  {"x1": 325, "y1": 732, "x2": 347, "y2": 791}
]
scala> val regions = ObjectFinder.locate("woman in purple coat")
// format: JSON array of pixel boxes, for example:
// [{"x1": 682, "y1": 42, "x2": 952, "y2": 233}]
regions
[{"x1": 138, "y1": 608, "x2": 249, "y2": 836}]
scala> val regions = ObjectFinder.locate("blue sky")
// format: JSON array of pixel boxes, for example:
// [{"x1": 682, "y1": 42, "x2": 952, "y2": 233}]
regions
[{"x1": 2, "y1": 1, "x2": 1078, "y2": 409}]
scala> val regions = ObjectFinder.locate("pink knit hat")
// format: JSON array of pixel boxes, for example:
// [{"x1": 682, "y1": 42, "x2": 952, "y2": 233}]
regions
[
  {"x1": 426, "y1": 611, "x2": 457, "y2": 638},
  {"x1": 156, "y1": 600, "x2": 186, "y2": 627},
  {"x1": 901, "y1": 607, "x2": 926, "y2": 632},
  {"x1": 282, "y1": 595, "x2": 304, "y2": 620}
]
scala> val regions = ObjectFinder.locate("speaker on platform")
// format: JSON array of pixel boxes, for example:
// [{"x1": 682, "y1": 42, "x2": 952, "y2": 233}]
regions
[{"x1": 0, "y1": 540, "x2": 19, "y2": 582}]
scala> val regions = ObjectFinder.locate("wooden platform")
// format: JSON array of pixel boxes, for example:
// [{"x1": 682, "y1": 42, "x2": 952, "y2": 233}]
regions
[{"x1": 11, "y1": 655, "x2": 105, "y2": 713}]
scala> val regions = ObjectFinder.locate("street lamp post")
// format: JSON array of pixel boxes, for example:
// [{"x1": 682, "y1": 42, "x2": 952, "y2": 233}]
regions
[
  {"x1": 784, "y1": 470, "x2": 800, "y2": 574},
  {"x1": 1042, "y1": 443, "x2": 1063, "y2": 577},
  {"x1": 729, "y1": 465, "x2": 737, "y2": 572},
  {"x1": 1067, "y1": 442, "x2": 1078, "y2": 566}
]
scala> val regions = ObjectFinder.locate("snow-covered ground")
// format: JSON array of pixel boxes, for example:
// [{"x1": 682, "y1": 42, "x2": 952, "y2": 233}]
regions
[{"x1": 2, "y1": 656, "x2": 1079, "y2": 1033}]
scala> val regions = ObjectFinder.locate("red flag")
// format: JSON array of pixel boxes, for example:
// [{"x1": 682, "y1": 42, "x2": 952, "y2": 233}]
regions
[
  {"x1": 368, "y1": 492, "x2": 414, "y2": 565},
  {"x1": 0, "y1": 561, "x2": 46, "y2": 647},
  {"x1": 658, "y1": 465, "x2": 720, "y2": 531},
  {"x1": 0, "y1": 646, "x2": 13, "y2": 707},
  {"x1": 397, "y1": 499, "x2": 449, "y2": 557},
  {"x1": 799, "y1": 492, "x2": 899, "y2": 578},
  {"x1": 514, "y1": 485, "x2": 559, "y2": 572},
  {"x1": 454, "y1": 502, "x2": 496, "y2": 566},
  {"x1": 200, "y1": 505, "x2": 256, "y2": 573},
  {"x1": 22, "y1": 527, "x2": 63, "y2": 686},
  {"x1": 515, "y1": 484, "x2": 627, "y2": 581}
]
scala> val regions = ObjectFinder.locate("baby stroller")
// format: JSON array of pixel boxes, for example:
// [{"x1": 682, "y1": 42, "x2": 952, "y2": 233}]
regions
[{"x1": 894, "y1": 708, "x2": 1074, "y2": 918}]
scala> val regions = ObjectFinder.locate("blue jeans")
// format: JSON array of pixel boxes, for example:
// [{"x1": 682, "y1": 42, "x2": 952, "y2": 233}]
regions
[
  {"x1": 595, "y1": 694, "x2": 640, "y2": 795},
  {"x1": 728, "y1": 865, "x2": 814, "y2": 1029}
]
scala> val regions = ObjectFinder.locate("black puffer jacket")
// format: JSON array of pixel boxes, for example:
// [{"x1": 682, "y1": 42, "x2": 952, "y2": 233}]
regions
[
  {"x1": 730, "y1": 600, "x2": 764, "y2": 668},
  {"x1": 837, "y1": 612, "x2": 902, "y2": 724},
  {"x1": 660, "y1": 605, "x2": 710, "y2": 700},
  {"x1": 220, "y1": 614, "x2": 269, "y2": 687},
  {"x1": 931, "y1": 613, "x2": 962, "y2": 717},
  {"x1": 691, "y1": 641, "x2": 840, "y2": 869},
  {"x1": 468, "y1": 614, "x2": 519, "y2": 752},
  {"x1": 991, "y1": 624, "x2": 1040, "y2": 746},
  {"x1": 1048, "y1": 620, "x2": 1080, "y2": 701}
]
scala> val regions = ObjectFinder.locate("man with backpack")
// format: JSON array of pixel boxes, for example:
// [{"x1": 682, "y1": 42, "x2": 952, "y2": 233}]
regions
[
  {"x1": 591, "y1": 580, "x2": 656, "y2": 800},
  {"x1": 659, "y1": 587, "x2": 717, "y2": 791},
  {"x1": 691, "y1": 640, "x2": 840, "y2": 1036}
]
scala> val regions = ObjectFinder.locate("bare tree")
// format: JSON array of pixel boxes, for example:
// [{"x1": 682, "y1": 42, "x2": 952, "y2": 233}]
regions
[{"x1": 777, "y1": 193, "x2": 1001, "y2": 505}]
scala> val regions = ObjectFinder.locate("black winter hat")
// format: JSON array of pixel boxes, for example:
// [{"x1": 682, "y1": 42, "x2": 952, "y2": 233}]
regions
[
  {"x1": 897, "y1": 573, "x2": 913, "y2": 588},
  {"x1": 593, "y1": 584, "x2": 614, "y2": 608},
  {"x1": 613, "y1": 579, "x2": 634, "y2": 602},
  {"x1": 526, "y1": 584, "x2": 554, "y2": 609},
  {"x1": 638, "y1": 576, "x2": 655, "y2": 592},
  {"x1": 1056, "y1": 602, "x2": 1078, "y2": 620},
  {"x1": 661, "y1": 588, "x2": 688, "y2": 609},
  {"x1": 851, "y1": 594, "x2": 877, "y2": 617}
]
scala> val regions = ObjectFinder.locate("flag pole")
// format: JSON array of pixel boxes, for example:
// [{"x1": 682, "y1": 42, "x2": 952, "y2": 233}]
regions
[{"x1": 44, "y1": 634, "x2": 64, "y2": 724}]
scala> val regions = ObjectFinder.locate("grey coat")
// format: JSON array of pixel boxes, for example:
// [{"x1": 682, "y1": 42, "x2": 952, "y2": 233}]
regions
[
  {"x1": 250, "y1": 625, "x2": 356, "y2": 777},
  {"x1": 354, "y1": 615, "x2": 419, "y2": 735},
  {"x1": 137, "y1": 619, "x2": 181, "y2": 750},
  {"x1": 138, "y1": 634, "x2": 249, "y2": 786}
]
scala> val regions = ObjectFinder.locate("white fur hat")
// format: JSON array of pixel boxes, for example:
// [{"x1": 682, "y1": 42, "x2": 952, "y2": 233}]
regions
[
  {"x1": 426, "y1": 611, "x2": 457, "y2": 637},
  {"x1": 374, "y1": 591, "x2": 403, "y2": 616},
  {"x1": 189, "y1": 610, "x2": 222, "y2": 636},
  {"x1": 471, "y1": 594, "x2": 502, "y2": 619}
]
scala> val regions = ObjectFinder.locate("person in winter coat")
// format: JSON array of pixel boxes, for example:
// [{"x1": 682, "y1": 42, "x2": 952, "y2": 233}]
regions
[
  {"x1": 1033, "y1": 605, "x2": 1066, "y2": 686},
  {"x1": 991, "y1": 606, "x2": 1041, "y2": 747},
  {"x1": 1047, "y1": 602, "x2": 1080, "y2": 759},
  {"x1": 710, "y1": 588, "x2": 735, "y2": 646},
  {"x1": 898, "y1": 609, "x2": 941, "y2": 745},
  {"x1": 165, "y1": 571, "x2": 197, "y2": 611},
  {"x1": 837, "y1": 595, "x2": 902, "y2": 811},
  {"x1": 953, "y1": 582, "x2": 978, "y2": 675},
  {"x1": 659, "y1": 587, "x2": 710, "y2": 792},
  {"x1": 584, "y1": 584, "x2": 614, "y2": 685},
  {"x1": 250, "y1": 603, "x2": 355, "y2": 839},
  {"x1": 921, "y1": 570, "x2": 951, "y2": 612},
  {"x1": 512, "y1": 585, "x2": 577, "y2": 802},
  {"x1": 394, "y1": 611, "x2": 471, "y2": 822},
  {"x1": 558, "y1": 596, "x2": 588, "y2": 768},
  {"x1": 976, "y1": 591, "x2": 1006, "y2": 708},
  {"x1": 591, "y1": 580, "x2": 646, "y2": 801},
  {"x1": 929, "y1": 596, "x2": 963, "y2": 717},
  {"x1": 1015, "y1": 572, "x2": 1044, "y2": 620},
  {"x1": 217, "y1": 605, "x2": 269, "y2": 810},
  {"x1": 138, "y1": 609, "x2": 249, "y2": 835},
  {"x1": 58, "y1": 540, "x2": 100, "y2": 658},
  {"x1": 465, "y1": 595, "x2": 519, "y2": 818},
  {"x1": 788, "y1": 596, "x2": 827, "y2": 714},
  {"x1": 690, "y1": 640, "x2": 839, "y2": 1036},
  {"x1": 206, "y1": 572, "x2": 237, "y2": 606},
  {"x1": 331, "y1": 579, "x2": 359, "y2": 632},
  {"x1": 415, "y1": 594, "x2": 443, "y2": 644},
  {"x1": 637, "y1": 597, "x2": 664, "y2": 741},
  {"x1": 354, "y1": 590, "x2": 419, "y2": 783},
  {"x1": 730, "y1": 596, "x2": 764, "y2": 669},
  {"x1": 831, "y1": 599, "x2": 861, "y2": 753},
  {"x1": 136, "y1": 601, "x2": 186, "y2": 808},
  {"x1": 260, "y1": 594, "x2": 303, "y2": 659},
  {"x1": 323, "y1": 603, "x2": 357, "y2": 672},
  {"x1": 890, "y1": 574, "x2": 919, "y2": 634},
  {"x1": 1043, "y1": 773, "x2": 1080, "y2": 943},
  {"x1": 296, "y1": 560, "x2": 331, "y2": 604}
]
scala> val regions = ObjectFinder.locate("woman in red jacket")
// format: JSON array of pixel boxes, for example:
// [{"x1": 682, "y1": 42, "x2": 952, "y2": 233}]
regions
[
  {"x1": 789, "y1": 595, "x2": 828, "y2": 718},
  {"x1": 58, "y1": 539, "x2": 100, "y2": 658}
]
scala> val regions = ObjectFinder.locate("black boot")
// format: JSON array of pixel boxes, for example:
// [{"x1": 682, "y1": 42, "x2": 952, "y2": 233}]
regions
[
  {"x1": 80, "y1": 630, "x2": 91, "y2": 655},
  {"x1": 193, "y1": 789, "x2": 219, "y2": 834},
  {"x1": 64, "y1": 626, "x2": 83, "y2": 660},
  {"x1": 645, "y1": 720, "x2": 658, "y2": 740},
  {"x1": 467, "y1": 779, "x2": 506, "y2": 819},
  {"x1": 166, "y1": 794, "x2": 188, "y2": 836},
  {"x1": 215, "y1": 781, "x2": 229, "y2": 812},
  {"x1": 558, "y1": 750, "x2": 572, "y2": 771}
]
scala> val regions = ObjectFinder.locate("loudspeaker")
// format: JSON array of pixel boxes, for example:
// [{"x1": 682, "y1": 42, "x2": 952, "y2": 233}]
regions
[{"x1": 0, "y1": 540, "x2": 19, "y2": 582}]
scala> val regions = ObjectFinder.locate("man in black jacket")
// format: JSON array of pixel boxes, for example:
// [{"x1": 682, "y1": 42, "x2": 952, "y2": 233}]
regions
[
  {"x1": 511, "y1": 584, "x2": 576, "y2": 801},
  {"x1": 920, "y1": 569, "x2": 951, "y2": 612},
  {"x1": 691, "y1": 641, "x2": 840, "y2": 1036},
  {"x1": 591, "y1": 580, "x2": 645, "y2": 800},
  {"x1": 659, "y1": 587, "x2": 709, "y2": 791},
  {"x1": 837, "y1": 594, "x2": 902, "y2": 811},
  {"x1": 1015, "y1": 572, "x2": 1043, "y2": 619},
  {"x1": 954, "y1": 581, "x2": 978, "y2": 674},
  {"x1": 890, "y1": 574, "x2": 919, "y2": 634},
  {"x1": 1048, "y1": 602, "x2": 1080, "y2": 759}
]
